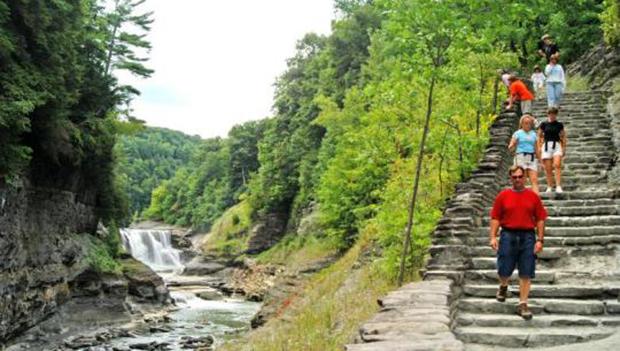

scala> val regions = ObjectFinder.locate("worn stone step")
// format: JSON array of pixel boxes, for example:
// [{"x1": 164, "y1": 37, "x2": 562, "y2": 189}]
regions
[
  {"x1": 557, "y1": 174, "x2": 607, "y2": 182},
  {"x1": 539, "y1": 190, "x2": 619, "y2": 200},
  {"x1": 467, "y1": 234, "x2": 620, "y2": 247},
  {"x1": 463, "y1": 284, "x2": 620, "y2": 298},
  {"x1": 455, "y1": 326, "x2": 615, "y2": 347},
  {"x1": 467, "y1": 245, "x2": 614, "y2": 259},
  {"x1": 469, "y1": 257, "x2": 546, "y2": 270},
  {"x1": 564, "y1": 155, "x2": 612, "y2": 163},
  {"x1": 481, "y1": 215, "x2": 620, "y2": 227},
  {"x1": 542, "y1": 199, "x2": 616, "y2": 207},
  {"x1": 456, "y1": 313, "x2": 620, "y2": 328},
  {"x1": 484, "y1": 205, "x2": 619, "y2": 217},
  {"x1": 345, "y1": 339, "x2": 464, "y2": 351},
  {"x1": 457, "y1": 297, "x2": 619, "y2": 315},
  {"x1": 477, "y1": 225, "x2": 620, "y2": 237},
  {"x1": 464, "y1": 270, "x2": 555, "y2": 283}
]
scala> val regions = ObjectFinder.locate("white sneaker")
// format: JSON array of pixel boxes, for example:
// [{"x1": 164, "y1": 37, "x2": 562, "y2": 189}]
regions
[
  {"x1": 545, "y1": 187, "x2": 553, "y2": 193},
  {"x1": 556, "y1": 186, "x2": 563, "y2": 193}
]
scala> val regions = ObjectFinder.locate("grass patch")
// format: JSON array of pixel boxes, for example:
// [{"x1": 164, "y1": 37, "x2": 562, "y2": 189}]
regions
[
  {"x1": 220, "y1": 232, "x2": 397, "y2": 351},
  {"x1": 86, "y1": 239, "x2": 122, "y2": 274},
  {"x1": 255, "y1": 234, "x2": 339, "y2": 267},
  {"x1": 566, "y1": 74, "x2": 589, "y2": 92},
  {"x1": 201, "y1": 200, "x2": 252, "y2": 256}
]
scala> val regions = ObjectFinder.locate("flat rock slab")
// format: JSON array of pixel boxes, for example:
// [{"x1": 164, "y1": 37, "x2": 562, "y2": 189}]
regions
[{"x1": 345, "y1": 340, "x2": 464, "y2": 351}]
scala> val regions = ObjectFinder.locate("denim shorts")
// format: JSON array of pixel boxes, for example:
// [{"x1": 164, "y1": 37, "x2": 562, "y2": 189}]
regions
[{"x1": 497, "y1": 229, "x2": 536, "y2": 279}]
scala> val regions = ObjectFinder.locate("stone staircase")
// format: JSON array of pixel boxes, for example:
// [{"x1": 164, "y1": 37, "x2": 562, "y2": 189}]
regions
[
  {"x1": 347, "y1": 91, "x2": 620, "y2": 350},
  {"x1": 454, "y1": 91, "x2": 620, "y2": 349}
]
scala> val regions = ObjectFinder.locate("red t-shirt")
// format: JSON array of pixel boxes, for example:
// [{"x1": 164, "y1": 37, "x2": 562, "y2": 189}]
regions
[
  {"x1": 510, "y1": 80, "x2": 534, "y2": 101},
  {"x1": 490, "y1": 188, "x2": 547, "y2": 229}
]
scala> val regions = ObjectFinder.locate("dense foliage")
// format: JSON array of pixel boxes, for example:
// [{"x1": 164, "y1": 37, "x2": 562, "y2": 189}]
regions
[
  {"x1": 0, "y1": 0, "x2": 152, "y2": 224},
  {"x1": 145, "y1": 120, "x2": 267, "y2": 230},
  {"x1": 143, "y1": 0, "x2": 606, "y2": 278},
  {"x1": 115, "y1": 127, "x2": 201, "y2": 218},
  {"x1": 601, "y1": 0, "x2": 620, "y2": 46}
]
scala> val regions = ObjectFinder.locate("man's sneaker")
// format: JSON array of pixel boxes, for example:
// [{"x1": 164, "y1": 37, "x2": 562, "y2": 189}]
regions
[
  {"x1": 517, "y1": 302, "x2": 533, "y2": 320},
  {"x1": 556, "y1": 186, "x2": 563, "y2": 193},
  {"x1": 496, "y1": 285, "x2": 508, "y2": 302},
  {"x1": 545, "y1": 187, "x2": 553, "y2": 193}
]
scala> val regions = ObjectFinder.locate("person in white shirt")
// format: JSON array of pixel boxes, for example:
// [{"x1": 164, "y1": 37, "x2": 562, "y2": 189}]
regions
[
  {"x1": 544, "y1": 57, "x2": 566, "y2": 108},
  {"x1": 531, "y1": 65, "x2": 546, "y2": 98}
]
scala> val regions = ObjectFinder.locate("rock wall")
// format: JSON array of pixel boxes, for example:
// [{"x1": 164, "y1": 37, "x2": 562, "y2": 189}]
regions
[{"x1": 0, "y1": 182, "x2": 99, "y2": 341}]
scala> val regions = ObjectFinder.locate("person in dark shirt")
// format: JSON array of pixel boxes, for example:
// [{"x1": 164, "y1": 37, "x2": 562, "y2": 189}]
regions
[
  {"x1": 490, "y1": 165, "x2": 547, "y2": 320},
  {"x1": 537, "y1": 107, "x2": 567, "y2": 193},
  {"x1": 538, "y1": 34, "x2": 560, "y2": 62}
]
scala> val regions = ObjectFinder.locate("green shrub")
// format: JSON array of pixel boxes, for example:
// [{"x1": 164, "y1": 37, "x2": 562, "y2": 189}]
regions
[
  {"x1": 87, "y1": 239, "x2": 122, "y2": 274},
  {"x1": 601, "y1": 0, "x2": 620, "y2": 47}
]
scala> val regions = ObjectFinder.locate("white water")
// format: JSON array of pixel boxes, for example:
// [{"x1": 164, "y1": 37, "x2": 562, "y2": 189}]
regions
[
  {"x1": 120, "y1": 228, "x2": 184, "y2": 273},
  {"x1": 116, "y1": 227, "x2": 260, "y2": 350}
]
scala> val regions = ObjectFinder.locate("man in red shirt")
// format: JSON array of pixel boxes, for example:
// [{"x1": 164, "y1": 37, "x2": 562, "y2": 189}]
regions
[
  {"x1": 506, "y1": 75, "x2": 535, "y2": 115},
  {"x1": 489, "y1": 165, "x2": 547, "y2": 320}
]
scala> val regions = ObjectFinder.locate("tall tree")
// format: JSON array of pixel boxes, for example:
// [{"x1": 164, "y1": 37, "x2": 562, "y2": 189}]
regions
[{"x1": 103, "y1": 0, "x2": 154, "y2": 117}]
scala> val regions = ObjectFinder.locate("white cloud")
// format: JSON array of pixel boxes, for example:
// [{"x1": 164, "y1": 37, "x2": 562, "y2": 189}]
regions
[{"x1": 119, "y1": 0, "x2": 334, "y2": 138}]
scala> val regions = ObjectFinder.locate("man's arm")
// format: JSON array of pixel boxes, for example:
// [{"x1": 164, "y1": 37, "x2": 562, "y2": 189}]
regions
[
  {"x1": 490, "y1": 219, "x2": 500, "y2": 251},
  {"x1": 535, "y1": 219, "x2": 544, "y2": 253}
]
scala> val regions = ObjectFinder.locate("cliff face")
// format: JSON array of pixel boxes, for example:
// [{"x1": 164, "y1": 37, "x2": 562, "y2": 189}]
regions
[{"x1": 0, "y1": 181, "x2": 98, "y2": 341}]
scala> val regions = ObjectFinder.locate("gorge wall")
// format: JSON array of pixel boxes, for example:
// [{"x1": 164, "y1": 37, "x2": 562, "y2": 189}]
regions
[{"x1": 0, "y1": 179, "x2": 98, "y2": 341}]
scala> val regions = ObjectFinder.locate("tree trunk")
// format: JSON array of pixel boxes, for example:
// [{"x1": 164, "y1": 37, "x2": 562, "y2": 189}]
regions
[
  {"x1": 438, "y1": 128, "x2": 449, "y2": 198},
  {"x1": 476, "y1": 62, "x2": 485, "y2": 137},
  {"x1": 104, "y1": 1, "x2": 121, "y2": 77},
  {"x1": 397, "y1": 74, "x2": 436, "y2": 286}
]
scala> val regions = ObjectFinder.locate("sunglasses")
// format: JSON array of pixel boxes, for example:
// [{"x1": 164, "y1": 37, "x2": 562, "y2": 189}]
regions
[{"x1": 511, "y1": 175, "x2": 524, "y2": 179}]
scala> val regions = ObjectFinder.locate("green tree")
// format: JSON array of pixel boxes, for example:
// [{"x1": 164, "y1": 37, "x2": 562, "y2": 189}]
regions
[
  {"x1": 103, "y1": 0, "x2": 154, "y2": 117},
  {"x1": 115, "y1": 127, "x2": 201, "y2": 217}
]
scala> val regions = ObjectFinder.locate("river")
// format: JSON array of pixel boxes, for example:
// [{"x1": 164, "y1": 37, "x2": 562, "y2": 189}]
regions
[{"x1": 115, "y1": 228, "x2": 260, "y2": 350}]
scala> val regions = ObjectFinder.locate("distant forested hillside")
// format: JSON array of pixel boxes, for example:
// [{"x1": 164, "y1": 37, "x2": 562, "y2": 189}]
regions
[
  {"x1": 115, "y1": 127, "x2": 202, "y2": 219},
  {"x1": 145, "y1": 120, "x2": 267, "y2": 230}
]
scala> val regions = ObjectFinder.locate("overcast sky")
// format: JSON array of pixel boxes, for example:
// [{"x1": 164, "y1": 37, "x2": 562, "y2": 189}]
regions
[{"x1": 119, "y1": 0, "x2": 335, "y2": 139}]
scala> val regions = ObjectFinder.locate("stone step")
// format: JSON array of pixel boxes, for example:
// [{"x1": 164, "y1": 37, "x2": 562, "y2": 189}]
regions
[
  {"x1": 502, "y1": 177, "x2": 603, "y2": 188},
  {"x1": 477, "y1": 225, "x2": 620, "y2": 237},
  {"x1": 484, "y1": 205, "x2": 619, "y2": 216},
  {"x1": 463, "y1": 284, "x2": 620, "y2": 298},
  {"x1": 456, "y1": 313, "x2": 620, "y2": 328},
  {"x1": 464, "y1": 270, "x2": 556, "y2": 283},
  {"x1": 467, "y1": 245, "x2": 614, "y2": 259},
  {"x1": 469, "y1": 257, "x2": 544, "y2": 270},
  {"x1": 564, "y1": 155, "x2": 611, "y2": 163},
  {"x1": 455, "y1": 326, "x2": 615, "y2": 348},
  {"x1": 481, "y1": 215, "x2": 620, "y2": 227},
  {"x1": 466, "y1": 234, "x2": 620, "y2": 247},
  {"x1": 458, "y1": 297, "x2": 620, "y2": 315},
  {"x1": 561, "y1": 126, "x2": 611, "y2": 131},
  {"x1": 345, "y1": 340, "x2": 464, "y2": 351},
  {"x1": 539, "y1": 190, "x2": 618, "y2": 200},
  {"x1": 563, "y1": 163, "x2": 613, "y2": 171}
]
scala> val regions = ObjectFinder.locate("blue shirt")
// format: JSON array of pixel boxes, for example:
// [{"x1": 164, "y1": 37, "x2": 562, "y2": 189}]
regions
[{"x1": 513, "y1": 129, "x2": 537, "y2": 153}]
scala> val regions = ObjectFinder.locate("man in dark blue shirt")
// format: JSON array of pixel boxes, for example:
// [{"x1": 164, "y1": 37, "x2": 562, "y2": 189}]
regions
[{"x1": 538, "y1": 34, "x2": 560, "y2": 62}]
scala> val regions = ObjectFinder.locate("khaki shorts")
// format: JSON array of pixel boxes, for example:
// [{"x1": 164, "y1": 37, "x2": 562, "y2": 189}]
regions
[
  {"x1": 521, "y1": 100, "x2": 532, "y2": 114},
  {"x1": 515, "y1": 153, "x2": 538, "y2": 171},
  {"x1": 541, "y1": 142, "x2": 562, "y2": 159}
]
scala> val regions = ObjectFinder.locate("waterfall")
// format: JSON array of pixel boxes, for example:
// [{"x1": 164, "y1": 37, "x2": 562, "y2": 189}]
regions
[{"x1": 120, "y1": 229, "x2": 184, "y2": 273}]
